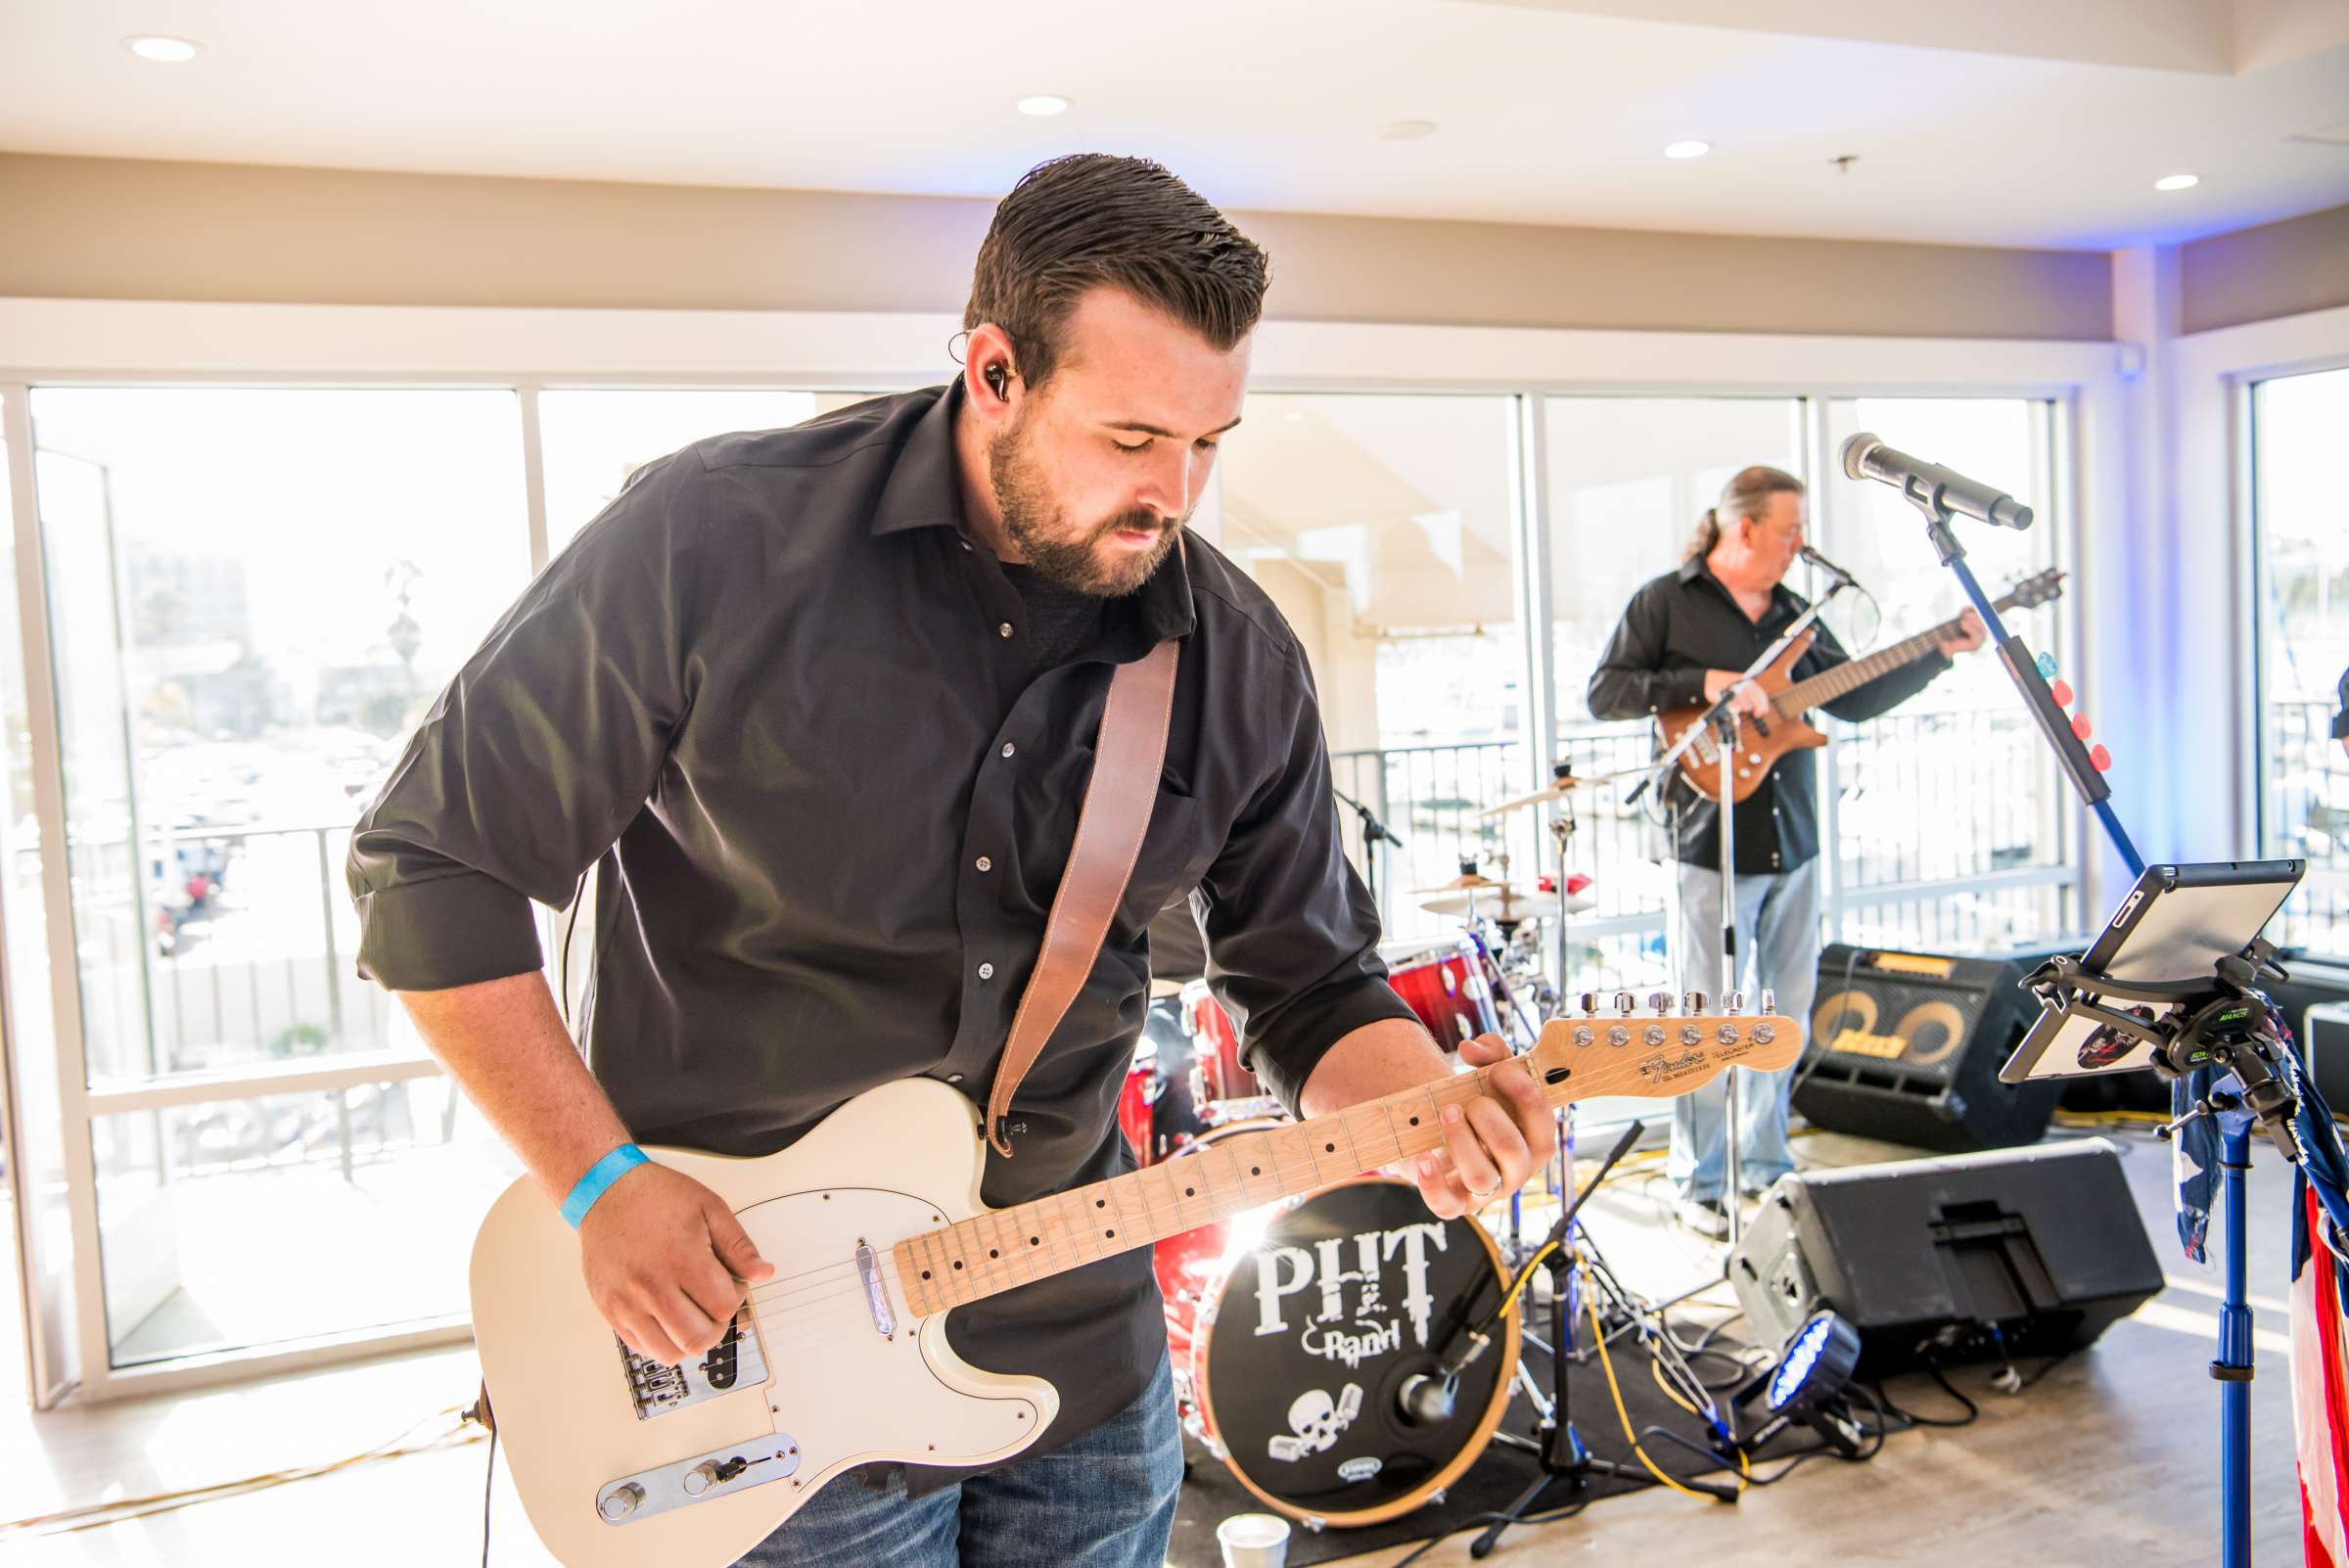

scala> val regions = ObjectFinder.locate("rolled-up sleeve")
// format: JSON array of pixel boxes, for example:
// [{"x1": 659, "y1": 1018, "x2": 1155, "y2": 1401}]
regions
[
  {"x1": 345, "y1": 451, "x2": 705, "y2": 991},
  {"x1": 1192, "y1": 656, "x2": 1419, "y2": 1115}
]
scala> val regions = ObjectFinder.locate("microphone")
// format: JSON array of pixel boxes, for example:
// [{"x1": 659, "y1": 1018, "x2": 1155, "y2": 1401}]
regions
[
  {"x1": 1840, "y1": 433, "x2": 2034, "y2": 530},
  {"x1": 1798, "y1": 543, "x2": 1861, "y2": 585}
]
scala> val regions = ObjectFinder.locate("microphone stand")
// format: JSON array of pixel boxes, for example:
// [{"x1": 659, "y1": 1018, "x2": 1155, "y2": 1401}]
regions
[
  {"x1": 1636, "y1": 574, "x2": 1849, "y2": 1248},
  {"x1": 1467, "y1": 1121, "x2": 1736, "y2": 1559},
  {"x1": 1333, "y1": 785, "x2": 1405, "y2": 914}
]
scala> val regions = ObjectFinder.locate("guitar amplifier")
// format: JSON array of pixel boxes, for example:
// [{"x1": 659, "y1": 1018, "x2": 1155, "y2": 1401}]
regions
[{"x1": 1794, "y1": 942, "x2": 2074, "y2": 1153}]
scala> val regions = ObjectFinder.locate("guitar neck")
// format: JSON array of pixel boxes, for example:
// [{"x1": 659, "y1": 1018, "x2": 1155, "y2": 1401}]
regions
[
  {"x1": 895, "y1": 1013, "x2": 1789, "y2": 1318},
  {"x1": 1773, "y1": 593, "x2": 2006, "y2": 716}
]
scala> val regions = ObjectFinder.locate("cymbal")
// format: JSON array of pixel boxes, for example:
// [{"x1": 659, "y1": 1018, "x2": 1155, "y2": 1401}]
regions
[
  {"x1": 1410, "y1": 871, "x2": 1516, "y2": 894},
  {"x1": 1419, "y1": 888, "x2": 1563, "y2": 918},
  {"x1": 1478, "y1": 765, "x2": 1650, "y2": 818}
]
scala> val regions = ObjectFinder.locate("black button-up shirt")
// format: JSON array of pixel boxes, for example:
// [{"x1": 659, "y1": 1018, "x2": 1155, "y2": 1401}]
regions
[
  {"x1": 346, "y1": 381, "x2": 1415, "y2": 1469},
  {"x1": 1587, "y1": 557, "x2": 1950, "y2": 874}
]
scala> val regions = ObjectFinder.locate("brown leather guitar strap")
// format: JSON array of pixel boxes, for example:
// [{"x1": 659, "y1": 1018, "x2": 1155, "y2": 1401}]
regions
[{"x1": 985, "y1": 634, "x2": 1180, "y2": 1157}]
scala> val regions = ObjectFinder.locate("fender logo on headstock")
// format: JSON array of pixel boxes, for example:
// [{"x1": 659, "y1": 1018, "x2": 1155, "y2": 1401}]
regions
[{"x1": 1637, "y1": 1049, "x2": 1714, "y2": 1084}]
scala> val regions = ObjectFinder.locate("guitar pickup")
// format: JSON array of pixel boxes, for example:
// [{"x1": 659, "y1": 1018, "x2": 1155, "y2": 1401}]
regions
[{"x1": 618, "y1": 1315, "x2": 769, "y2": 1420}]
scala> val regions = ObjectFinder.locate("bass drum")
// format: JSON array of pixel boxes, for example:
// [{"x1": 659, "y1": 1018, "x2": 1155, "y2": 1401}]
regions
[{"x1": 1155, "y1": 1124, "x2": 1520, "y2": 1527}]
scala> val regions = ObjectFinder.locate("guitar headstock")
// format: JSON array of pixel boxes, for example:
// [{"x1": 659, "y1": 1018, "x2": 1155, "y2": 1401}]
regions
[
  {"x1": 1997, "y1": 568, "x2": 2066, "y2": 612},
  {"x1": 1524, "y1": 992, "x2": 1801, "y2": 1105}
]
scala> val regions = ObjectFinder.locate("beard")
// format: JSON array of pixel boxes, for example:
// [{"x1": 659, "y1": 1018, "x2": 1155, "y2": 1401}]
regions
[{"x1": 988, "y1": 421, "x2": 1180, "y2": 598}]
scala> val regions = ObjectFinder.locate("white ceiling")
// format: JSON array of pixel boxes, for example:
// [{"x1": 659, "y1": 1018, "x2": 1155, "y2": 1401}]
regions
[{"x1": 3, "y1": 0, "x2": 2346, "y2": 250}]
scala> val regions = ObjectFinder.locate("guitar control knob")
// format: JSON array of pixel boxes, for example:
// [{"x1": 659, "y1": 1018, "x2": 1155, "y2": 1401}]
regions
[
  {"x1": 600, "y1": 1484, "x2": 646, "y2": 1521},
  {"x1": 683, "y1": 1462, "x2": 720, "y2": 1497}
]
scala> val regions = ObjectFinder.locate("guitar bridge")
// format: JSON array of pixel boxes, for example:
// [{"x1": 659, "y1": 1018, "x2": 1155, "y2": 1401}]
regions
[{"x1": 618, "y1": 1314, "x2": 769, "y2": 1420}]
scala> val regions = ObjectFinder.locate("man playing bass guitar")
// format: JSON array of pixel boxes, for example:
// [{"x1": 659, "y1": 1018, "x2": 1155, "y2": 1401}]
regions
[{"x1": 1587, "y1": 464, "x2": 1985, "y2": 1238}]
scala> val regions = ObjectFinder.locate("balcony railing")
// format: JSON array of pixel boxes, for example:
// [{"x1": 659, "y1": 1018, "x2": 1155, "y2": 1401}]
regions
[{"x1": 1332, "y1": 705, "x2": 2079, "y2": 990}]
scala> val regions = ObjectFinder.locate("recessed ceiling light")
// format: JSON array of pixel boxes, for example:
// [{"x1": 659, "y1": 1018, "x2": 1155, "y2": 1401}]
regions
[
  {"x1": 2154, "y1": 173, "x2": 2199, "y2": 192},
  {"x1": 1016, "y1": 95, "x2": 1071, "y2": 117},
  {"x1": 126, "y1": 35, "x2": 201, "y2": 63},
  {"x1": 1664, "y1": 140, "x2": 1711, "y2": 160},
  {"x1": 1375, "y1": 119, "x2": 1439, "y2": 141}
]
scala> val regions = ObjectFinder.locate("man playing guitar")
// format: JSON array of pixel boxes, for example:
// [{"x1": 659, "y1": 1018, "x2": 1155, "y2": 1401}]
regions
[
  {"x1": 346, "y1": 154, "x2": 1553, "y2": 1567},
  {"x1": 1587, "y1": 465, "x2": 1983, "y2": 1237}
]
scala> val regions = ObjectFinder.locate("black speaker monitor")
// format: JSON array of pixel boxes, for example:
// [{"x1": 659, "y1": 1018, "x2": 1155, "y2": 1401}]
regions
[{"x1": 1728, "y1": 1139, "x2": 2162, "y2": 1380}]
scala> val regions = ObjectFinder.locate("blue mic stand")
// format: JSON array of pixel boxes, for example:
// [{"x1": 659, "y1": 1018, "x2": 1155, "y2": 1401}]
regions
[{"x1": 1890, "y1": 477, "x2": 2308, "y2": 1567}]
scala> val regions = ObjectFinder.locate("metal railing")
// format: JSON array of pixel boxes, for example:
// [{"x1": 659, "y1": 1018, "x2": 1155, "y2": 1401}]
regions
[{"x1": 1332, "y1": 705, "x2": 2078, "y2": 983}]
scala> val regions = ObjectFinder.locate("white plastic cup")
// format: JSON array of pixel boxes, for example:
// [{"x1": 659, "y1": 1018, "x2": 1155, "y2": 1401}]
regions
[{"x1": 1218, "y1": 1511, "x2": 1292, "y2": 1568}]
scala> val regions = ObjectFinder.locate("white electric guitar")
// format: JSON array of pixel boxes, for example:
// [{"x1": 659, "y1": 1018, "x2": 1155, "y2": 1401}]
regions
[{"x1": 471, "y1": 1005, "x2": 1798, "y2": 1568}]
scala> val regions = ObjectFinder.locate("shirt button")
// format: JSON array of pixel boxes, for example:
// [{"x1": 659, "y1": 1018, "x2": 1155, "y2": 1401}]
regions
[
  {"x1": 999, "y1": 623, "x2": 1014, "y2": 638},
  {"x1": 975, "y1": 855, "x2": 992, "y2": 872},
  {"x1": 945, "y1": 1072, "x2": 965, "y2": 1084},
  {"x1": 978, "y1": 962, "x2": 995, "y2": 980},
  {"x1": 1000, "y1": 742, "x2": 1016, "y2": 759}
]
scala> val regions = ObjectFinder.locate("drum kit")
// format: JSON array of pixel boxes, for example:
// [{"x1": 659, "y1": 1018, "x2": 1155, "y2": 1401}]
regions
[{"x1": 1126, "y1": 761, "x2": 1686, "y2": 1530}]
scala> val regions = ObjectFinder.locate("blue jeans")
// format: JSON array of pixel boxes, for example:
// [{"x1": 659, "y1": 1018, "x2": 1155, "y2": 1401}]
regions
[
  {"x1": 1670, "y1": 857, "x2": 1819, "y2": 1204},
  {"x1": 734, "y1": 1350, "x2": 1182, "y2": 1568}
]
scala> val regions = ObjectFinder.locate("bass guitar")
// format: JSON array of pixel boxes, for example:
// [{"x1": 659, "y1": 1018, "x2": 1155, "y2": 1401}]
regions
[
  {"x1": 1659, "y1": 567, "x2": 2064, "y2": 804},
  {"x1": 470, "y1": 1006, "x2": 1796, "y2": 1568}
]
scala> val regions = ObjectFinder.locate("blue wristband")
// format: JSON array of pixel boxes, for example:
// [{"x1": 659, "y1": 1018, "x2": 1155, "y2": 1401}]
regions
[{"x1": 561, "y1": 1143, "x2": 649, "y2": 1229}]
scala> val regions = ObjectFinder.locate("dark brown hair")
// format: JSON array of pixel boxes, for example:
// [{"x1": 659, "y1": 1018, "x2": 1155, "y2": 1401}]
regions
[
  {"x1": 1684, "y1": 465, "x2": 1806, "y2": 561},
  {"x1": 964, "y1": 155, "x2": 1269, "y2": 391}
]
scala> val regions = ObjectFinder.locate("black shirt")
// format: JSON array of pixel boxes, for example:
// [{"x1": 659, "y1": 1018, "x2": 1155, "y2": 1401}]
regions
[
  {"x1": 345, "y1": 381, "x2": 1416, "y2": 1470},
  {"x1": 1587, "y1": 557, "x2": 1951, "y2": 874}
]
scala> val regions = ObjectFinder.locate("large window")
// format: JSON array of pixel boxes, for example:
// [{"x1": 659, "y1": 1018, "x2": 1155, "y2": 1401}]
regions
[
  {"x1": 2253, "y1": 366, "x2": 2349, "y2": 958},
  {"x1": 1215, "y1": 393, "x2": 1525, "y2": 945},
  {"x1": 1819, "y1": 398, "x2": 2070, "y2": 951},
  {"x1": 1543, "y1": 397, "x2": 1807, "y2": 990},
  {"x1": 28, "y1": 388, "x2": 534, "y2": 1369}
]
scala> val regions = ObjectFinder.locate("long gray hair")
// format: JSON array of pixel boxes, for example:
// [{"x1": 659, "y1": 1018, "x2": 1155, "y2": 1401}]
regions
[{"x1": 1683, "y1": 466, "x2": 1805, "y2": 562}]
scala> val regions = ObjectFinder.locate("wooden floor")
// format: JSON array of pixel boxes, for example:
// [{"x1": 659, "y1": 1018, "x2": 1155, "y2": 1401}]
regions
[{"x1": 0, "y1": 1120, "x2": 2308, "y2": 1567}]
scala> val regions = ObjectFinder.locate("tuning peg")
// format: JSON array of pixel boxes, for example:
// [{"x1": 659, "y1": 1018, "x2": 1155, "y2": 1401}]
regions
[
  {"x1": 1727, "y1": 991, "x2": 1745, "y2": 1015},
  {"x1": 1760, "y1": 988, "x2": 1775, "y2": 1015},
  {"x1": 1681, "y1": 990, "x2": 1706, "y2": 1016},
  {"x1": 1647, "y1": 991, "x2": 1673, "y2": 1016},
  {"x1": 1614, "y1": 992, "x2": 1635, "y2": 1017},
  {"x1": 1578, "y1": 992, "x2": 1598, "y2": 1017}
]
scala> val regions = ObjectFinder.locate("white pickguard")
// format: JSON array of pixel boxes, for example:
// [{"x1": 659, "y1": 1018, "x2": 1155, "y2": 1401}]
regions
[{"x1": 470, "y1": 1080, "x2": 1057, "y2": 1568}]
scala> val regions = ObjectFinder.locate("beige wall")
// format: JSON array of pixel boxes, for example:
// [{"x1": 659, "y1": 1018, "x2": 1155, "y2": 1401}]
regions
[
  {"x1": 0, "y1": 153, "x2": 2115, "y2": 341},
  {"x1": 2179, "y1": 203, "x2": 2349, "y2": 335}
]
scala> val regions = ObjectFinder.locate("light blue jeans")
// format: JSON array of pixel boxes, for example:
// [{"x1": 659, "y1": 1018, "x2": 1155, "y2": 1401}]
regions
[
  {"x1": 1670, "y1": 857, "x2": 1820, "y2": 1204},
  {"x1": 734, "y1": 1349, "x2": 1181, "y2": 1568}
]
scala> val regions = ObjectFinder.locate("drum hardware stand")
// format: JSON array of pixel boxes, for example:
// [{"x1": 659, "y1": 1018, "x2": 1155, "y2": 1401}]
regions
[
  {"x1": 1634, "y1": 577, "x2": 1848, "y2": 1250},
  {"x1": 1467, "y1": 1122, "x2": 1735, "y2": 1559}
]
